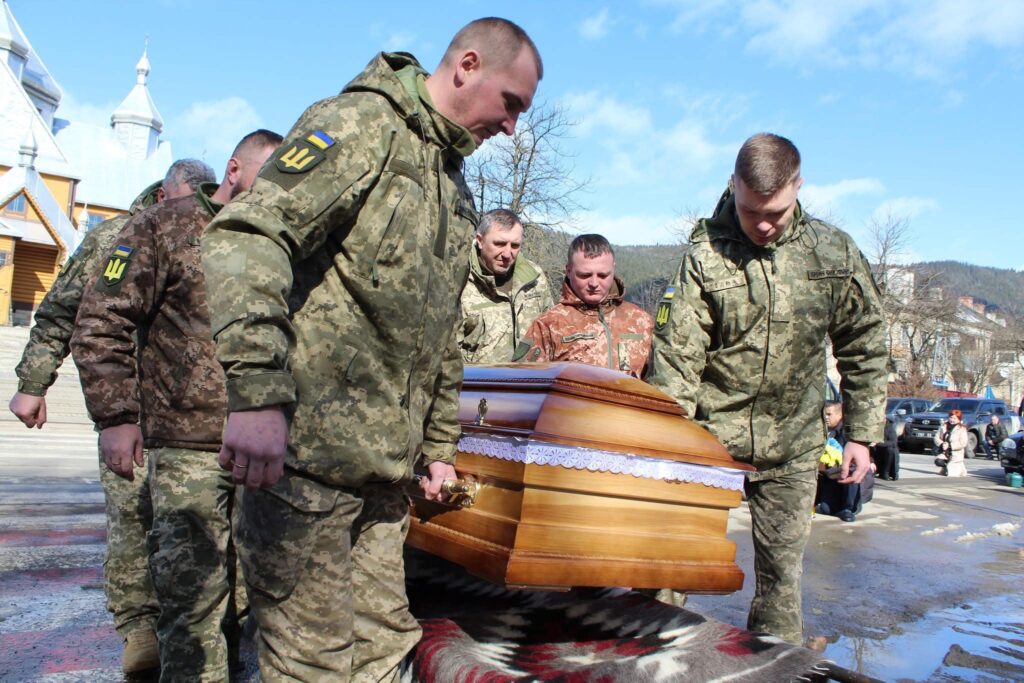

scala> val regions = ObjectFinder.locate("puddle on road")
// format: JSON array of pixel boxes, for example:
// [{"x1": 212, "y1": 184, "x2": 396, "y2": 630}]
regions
[{"x1": 823, "y1": 592, "x2": 1024, "y2": 681}]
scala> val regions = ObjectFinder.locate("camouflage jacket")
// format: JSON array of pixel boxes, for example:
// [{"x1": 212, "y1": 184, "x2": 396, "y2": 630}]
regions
[
  {"x1": 515, "y1": 277, "x2": 654, "y2": 378},
  {"x1": 649, "y1": 192, "x2": 888, "y2": 474},
  {"x1": 458, "y1": 254, "x2": 553, "y2": 365},
  {"x1": 71, "y1": 186, "x2": 226, "y2": 451},
  {"x1": 14, "y1": 182, "x2": 162, "y2": 397},
  {"x1": 201, "y1": 53, "x2": 478, "y2": 490}
]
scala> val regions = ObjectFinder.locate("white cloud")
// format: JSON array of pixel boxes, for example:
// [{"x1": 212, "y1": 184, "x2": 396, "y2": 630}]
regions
[
  {"x1": 562, "y1": 91, "x2": 652, "y2": 137},
  {"x1": 576, "y1": 209, "x2": 682, "y2": 245},
  {"x1": 580, "y1": 8, "x2": 612, "y2": 40},
  {"x1": 942, "y1": 89, "x2": 965, "y2": 108},
  {"x1": 658, "y1": 0, "x2": 1024, "y2": 80},
  {"x1": 170, "y1": 97, "x2": 263, "y2": 163},
  {"x1": 382, "y1": 31, "x2": 416, "y2": 52},
  {"x1": 55, "y1": 91, "x2": 119, "y2": 126},
  {"x1": 561, "y1": 91, "x2": 735, "y2": 193},
  {"x1": 871, "y1": 196, "x2": 939, "y2": 222},
  {"x1": 802, "y1": 178, "x2": 885, "y2": 212},
  {"x1": 663, "y1": 121, "x2": 736, "y2": 168}
]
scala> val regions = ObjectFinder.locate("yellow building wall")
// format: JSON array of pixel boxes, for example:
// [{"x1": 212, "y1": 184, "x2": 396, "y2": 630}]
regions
[
  {"x1": 72, "y1": 202, "x2": 123, "y2": 227},
  {"x1": 0, "y1": 235, "x2": 15, "y2": 326},
  {"x1": 41, "y1": 173, "x2": 75, "y2": 217},
  {"x1": 11, "y1": 242, "x2": 59, "y2": 310}
]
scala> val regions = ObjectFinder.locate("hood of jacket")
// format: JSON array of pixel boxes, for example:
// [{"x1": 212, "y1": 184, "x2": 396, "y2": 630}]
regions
[
  {"x1": 558, "y1": 275, "x2": 626, "y2": 311},
  {"x1": 128, "y1": 180, "x2": 164, "y2": 215},
  {"x1": 691, "y1": 189, "x2": 808, "y2": 253},
  {"x1": 344, "y1": 52, "x2": 476, "y2": 158}
]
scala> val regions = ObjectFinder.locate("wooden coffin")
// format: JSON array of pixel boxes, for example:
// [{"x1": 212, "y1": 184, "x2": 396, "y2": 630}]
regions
[{"x1": 407, "y1": 362, "x2": 754, "y2": 594}]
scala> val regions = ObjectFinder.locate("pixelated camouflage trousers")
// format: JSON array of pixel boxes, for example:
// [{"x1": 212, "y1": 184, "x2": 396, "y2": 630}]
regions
[
  {"x1": 236, "y1": 475, "x2": 420, "y2": 682},
  {"x1": 745, "y1": 465, "x2": 818, "y2": 645},
  {"x1": 97, "y1": 439, "x2": 159, "y2": 637},
  {"x1": 147, "y1": 447, "x2": 245, "y2": 682}
]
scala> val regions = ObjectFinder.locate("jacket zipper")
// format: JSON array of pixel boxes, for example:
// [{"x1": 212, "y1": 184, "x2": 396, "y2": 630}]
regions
[{"x1": 598, "y1": 307, "x2": 615, "y2": 369}]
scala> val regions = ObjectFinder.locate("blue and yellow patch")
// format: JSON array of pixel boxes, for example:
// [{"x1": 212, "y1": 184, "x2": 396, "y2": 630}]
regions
[
  {"x1": 654, "y1": 285, "x2": 676, "y2": 332},
  {"x1": 101, "y1": 245, "x2": 134, "y2": 287},
  {"x1": 274, "y1": 130, "x2": 334, "y2": 174}
]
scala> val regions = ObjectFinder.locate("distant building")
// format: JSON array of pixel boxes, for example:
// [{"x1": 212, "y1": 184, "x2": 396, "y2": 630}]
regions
[{"x1": 0, "y1": 0, "x2": 170, "y2": 325}]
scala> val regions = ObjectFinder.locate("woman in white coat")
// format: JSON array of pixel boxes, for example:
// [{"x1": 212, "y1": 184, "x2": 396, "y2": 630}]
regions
[{"x1": 934, "y1": 409, "x2": 969, "y2": 477}]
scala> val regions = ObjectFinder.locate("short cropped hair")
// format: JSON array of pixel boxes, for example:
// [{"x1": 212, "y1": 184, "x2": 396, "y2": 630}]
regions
[
  {"x1": 163, "y1": 159, "x2": 215, "y2": 191},
  {"x1": 443, "y1": 17, "x2": 543, "y2": 80},
  {"x1": 824, "y1": 400, "x2": 843, "y2": 411},
  {"x1": 568, "y1": 234, "x2": 614, "y2": 262},
  {"x1": 735, "y1": 133, "x2": 801, "y2": 194},
  {"x1": 232, "y1": 129, "x2": 284, "y2": 159},
  {"x1": 476, "y1": 208, "x2": 522, "y2": 236}
]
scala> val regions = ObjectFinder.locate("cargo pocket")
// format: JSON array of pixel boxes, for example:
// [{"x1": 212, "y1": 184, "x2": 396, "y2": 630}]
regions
[{"x1": 234, "y1": 479, "x2": 338, "y2": 601}]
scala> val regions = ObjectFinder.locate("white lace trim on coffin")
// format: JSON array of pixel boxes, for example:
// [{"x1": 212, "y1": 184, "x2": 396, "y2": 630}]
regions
[{"x1": 458, "y1": 433, "x2": 746, "y2": 491}]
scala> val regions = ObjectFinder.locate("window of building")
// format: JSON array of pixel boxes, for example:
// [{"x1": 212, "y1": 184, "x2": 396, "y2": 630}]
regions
[{"x1": 3, "y1": 194, "x2": 27, "y2": 215}]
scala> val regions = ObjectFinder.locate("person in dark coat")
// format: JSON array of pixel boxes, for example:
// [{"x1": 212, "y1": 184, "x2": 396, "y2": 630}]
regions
[
  {"x1": 872, "y1": 417, "x2": 900, "y2": 480},
  {"x1": 816, "y1": 402, "x2": 875, "y2": 522},
  {"x1": 984, "y1": 415, "x2": 1009, "y2": 460}
]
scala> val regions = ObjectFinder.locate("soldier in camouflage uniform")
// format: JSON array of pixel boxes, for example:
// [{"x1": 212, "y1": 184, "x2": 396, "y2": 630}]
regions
[
  {"x1": 9, "y1": 159, "x2": 214, "y2": 674},
  {"x1": 515, "y1": 234, "x2": 653, "y2": 378},
  {"x1": 71, "y1": 131, "x2": 281, "y2": 681},
  {"x1": 649, "y1": 134, "x2": 887, "y2": 644},
  {"x1": 200, "y1": 19, "x2": 542, "y2": 681},
  {"x1": 459, "y1": 208, "x2": 553, "y2": 364}
]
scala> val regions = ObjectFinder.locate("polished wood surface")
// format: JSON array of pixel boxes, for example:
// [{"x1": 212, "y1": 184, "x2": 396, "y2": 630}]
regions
[{"x1": 407, "y1": 362, "x2": 751, "y2": 594}]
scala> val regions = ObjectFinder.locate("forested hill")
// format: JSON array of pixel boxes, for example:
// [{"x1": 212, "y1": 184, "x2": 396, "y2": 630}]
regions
[
  {"x1": 912, "y1": 261, "x2": 1024, "y2": 317},
  {"x1": 522, "y1": 226, "x2": 1023, "y2": 319}
]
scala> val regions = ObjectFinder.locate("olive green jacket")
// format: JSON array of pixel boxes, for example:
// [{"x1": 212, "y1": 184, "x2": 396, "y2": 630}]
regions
[
  {"x1": 14, "y1": 182, "x2": 162, "y2": 396},
  {"x1": 458, "y1": 254, "x2": 553, "y2": 364},
  {"x1": 202, "y1": 52, "x2": 478, "y2": 492},
  {"x1": 650, "y1": 192, "x2": 888, "y2": 474}
]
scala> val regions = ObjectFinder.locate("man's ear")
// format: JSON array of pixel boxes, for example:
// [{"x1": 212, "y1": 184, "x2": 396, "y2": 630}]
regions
[
  {"x1": 155, "y1": 187, "x2": 166, "y2": 203},
  {"x1": 454, "y1": 50, "x2": 482, "y2": 86},
  {"x1": 225, "y1": 157, "x2": 241, "y2": 187},
  {"x1": 474, "y1": 232, "x2": 484, "y2": 251}
]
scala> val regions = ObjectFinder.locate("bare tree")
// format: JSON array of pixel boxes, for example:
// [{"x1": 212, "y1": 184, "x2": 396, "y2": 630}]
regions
[
  {"x1": 466, "y1": 101, "x2": 589, "y2": 230},
  {"x1": 863, "y1": 212, "x2": 958, "y2": 395},
  {"x1": 948, "y1": 333, "x2": 1001, "y2": 395},
  {"x1": 465, "y1": 101, "x2": 590, "y2": 301}
]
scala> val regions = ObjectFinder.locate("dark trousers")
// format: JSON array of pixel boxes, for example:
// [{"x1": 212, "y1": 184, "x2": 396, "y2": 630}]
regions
[
  {"x1": 816, "y1": 476, "x2": 861, "y2": 515},
  {"x1": 872, "y1": 444, "x2": 900, "y2": 480}
]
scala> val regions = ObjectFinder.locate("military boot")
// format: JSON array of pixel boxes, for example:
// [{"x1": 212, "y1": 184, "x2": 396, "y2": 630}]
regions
[{"x1": 122, "y1": 626, "x2": 160, "y2": 674}]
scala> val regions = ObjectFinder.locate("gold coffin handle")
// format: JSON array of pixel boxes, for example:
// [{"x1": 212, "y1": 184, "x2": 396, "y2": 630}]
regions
[
  {"x1": 440, "y1": 478, "x2": 481, "y2": 508},
  {"x1": 412, "y1": 475, "x2": 481, "y2": 509}
]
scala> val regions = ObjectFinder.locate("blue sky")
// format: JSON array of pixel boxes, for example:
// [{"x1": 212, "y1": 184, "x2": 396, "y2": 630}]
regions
[{"x1": 11, "y1": 0, "x2": 1024, "y2": 269}]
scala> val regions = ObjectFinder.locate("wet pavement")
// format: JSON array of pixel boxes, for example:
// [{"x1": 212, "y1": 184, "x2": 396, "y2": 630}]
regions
[
  {"x1": 689, "y1": 452, "x2": 1024, "y2": 681},
  {"x1": 1, "y1": 326, "x2": 1022, "y2": 681}
]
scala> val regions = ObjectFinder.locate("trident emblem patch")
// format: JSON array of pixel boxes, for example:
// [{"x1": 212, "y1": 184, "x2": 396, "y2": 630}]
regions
[
  {"x1": 275, "y1": 131, "x2": 334, "y2": 174},
  {"x1": 102, "y1": 245, "x2": 134, "y2": 286}
]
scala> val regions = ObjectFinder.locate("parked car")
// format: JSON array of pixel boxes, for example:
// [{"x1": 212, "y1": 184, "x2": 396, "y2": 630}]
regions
[
  {"x1": 998, "y1": 430, "x2": 1023, "y2": 475},
  {"x1": 885, "y1": 397, "x2": 932, "y2": 439},
  {"x1": 900, "y1": 397, "x2": 1015, "y2": 457}
]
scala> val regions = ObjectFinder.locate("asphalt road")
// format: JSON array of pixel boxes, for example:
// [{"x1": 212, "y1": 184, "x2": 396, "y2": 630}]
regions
[{"x1": 1, "y1": 326, "x2": 1022, "y2": 681}]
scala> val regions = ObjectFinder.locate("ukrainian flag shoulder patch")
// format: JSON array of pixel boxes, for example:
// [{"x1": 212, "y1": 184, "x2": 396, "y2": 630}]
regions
[
  {"x1": 275, "y1": 130, "x2": 334, "y2": 174},
  {"x1": 100, "y1": 245, "x2": 134, "y2": 288}
]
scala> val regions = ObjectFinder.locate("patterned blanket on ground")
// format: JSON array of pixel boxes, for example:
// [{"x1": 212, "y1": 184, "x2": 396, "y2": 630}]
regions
[{"x1": 403, "y1": 550, "x2": 830, "y2": 683}]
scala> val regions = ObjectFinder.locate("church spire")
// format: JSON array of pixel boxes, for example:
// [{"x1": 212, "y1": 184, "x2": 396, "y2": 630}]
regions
[{"x1": 111, "y1": 41, "x2": 163, "y2": 160}]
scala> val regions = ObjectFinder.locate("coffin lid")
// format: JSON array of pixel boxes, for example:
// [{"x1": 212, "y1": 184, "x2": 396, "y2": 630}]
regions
[{"x1": 458, "y1": 363, "x2": 752, "y2": 472}]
